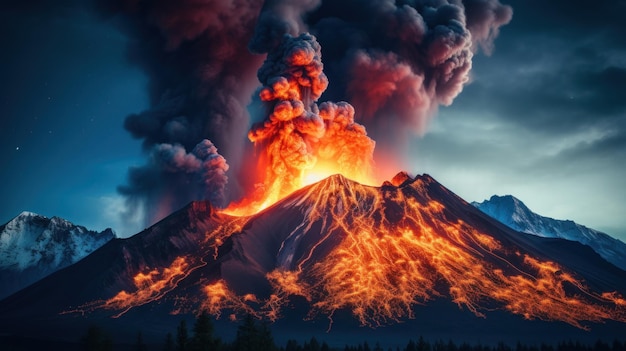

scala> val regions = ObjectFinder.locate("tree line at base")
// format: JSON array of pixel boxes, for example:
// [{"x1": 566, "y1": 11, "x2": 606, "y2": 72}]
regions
[{"x1": 81, "y1": 313, "x2": 626, "y2": 351}]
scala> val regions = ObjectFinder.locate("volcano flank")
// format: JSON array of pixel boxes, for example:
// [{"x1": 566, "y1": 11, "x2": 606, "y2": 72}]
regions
[{"x1": 1, "y1": 173, "x2": 625, "y2": 345}]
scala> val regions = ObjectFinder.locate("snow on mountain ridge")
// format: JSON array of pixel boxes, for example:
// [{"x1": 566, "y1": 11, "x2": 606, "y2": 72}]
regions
[
  {"x1": 0, "y1": 211, "x2": 116, "y2": 299},
  {"x1": 472, "y1": 195, "x2": 626, "y2": 271}
]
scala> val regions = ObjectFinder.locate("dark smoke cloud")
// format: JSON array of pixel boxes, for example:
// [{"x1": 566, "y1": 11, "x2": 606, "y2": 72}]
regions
[
  {"x1": 119, "y1": 139, "x2": 229, "y2": 223},
  {"x1": 104, "y1": 0, "x2": 511, "y2": 227},
  {"x1": 97, "y1": 0, "x2": 264, "y2": 224},
  {"x1": 249, "y1": 0, "x2": 321, "y2": 53},
  {"x1": 463, "y1": 0, "x2": 515, "y2": 54},
  {"x1": 306, "y1": 0, "x2": 512, "y2": 142}
]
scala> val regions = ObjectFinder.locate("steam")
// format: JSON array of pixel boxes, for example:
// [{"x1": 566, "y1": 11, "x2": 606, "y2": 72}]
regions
[{"x1": 103, "y1": 0, "x2": 512, "y2": 227}]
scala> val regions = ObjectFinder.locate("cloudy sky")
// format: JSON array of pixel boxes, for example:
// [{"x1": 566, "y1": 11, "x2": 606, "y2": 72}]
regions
[{"x1": 1, "y1": 0, "x2": 625, "y2": 241}]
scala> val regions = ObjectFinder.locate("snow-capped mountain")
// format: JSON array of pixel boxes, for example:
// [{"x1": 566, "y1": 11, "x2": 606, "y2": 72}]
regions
[
  {"x1": 1, "y1": 174, "x2": 625, "y2": 346},
  {"x1": 0, "y1": 211, "x2": 115, "y2": 299},
  {"x1": 472, "y1": 195, "x2": 626, "y2": 271}
]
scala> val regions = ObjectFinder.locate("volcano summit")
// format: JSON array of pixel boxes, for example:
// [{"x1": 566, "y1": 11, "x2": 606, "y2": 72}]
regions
[{"x1": 0, "y1": 173, "x2": 625, "y2": 346}]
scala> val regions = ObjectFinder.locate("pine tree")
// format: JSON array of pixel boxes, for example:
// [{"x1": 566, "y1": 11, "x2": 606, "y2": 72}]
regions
[
  {"x1": 309, "y1": 337, "x2": 321, "y2": 351},
  {"x1": 81, "y1": 325, "x2": 113, "y2": 351},
  {"x1": 257, "y1": 321, "x2": 277, "y2": 351},
  {"x1": 416, "y1": 336, "x2": 430, "y2": 351},
  {"x1": 190, "y1": 311, "x2": 218, "y2": 351},
  {"x1": 177, "y1": 320, "x2": 189, "y2": 351},
  {"x1": 286, "y1": 339, "x2": 301, "y2": 351},
  {"x1": 233, "y1": 314, "x2": 259, "y2": 351},
  {"x1": 135, "y1": 331, "x2": 148, "y2": 351},
  {"x1": 164, "y1": 333, "x2": 175, "y2": 351}
]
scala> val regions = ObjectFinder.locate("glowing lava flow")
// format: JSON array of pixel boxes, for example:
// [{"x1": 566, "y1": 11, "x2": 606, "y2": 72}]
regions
[
  {"x1": 202, "y1": 280, "x2": 259, "y2": 321},
  {"x1": 65, "y1": 256, "x2": 198, "y2": 318},
  {"x1": 71, "y1": 211, "x2": 249, "y2": 318},
  {"x1": 102, "y1": 257, "x2": 192, "y2": 318},
  {"x1": 87, "y1": 175, "x2": 626, "y2": 330},
  {"x1": 222, "y1": 175, "x2": 626, "y2": 329}
]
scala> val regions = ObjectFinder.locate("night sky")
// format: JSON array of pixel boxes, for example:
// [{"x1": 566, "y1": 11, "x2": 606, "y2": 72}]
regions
[{"x1": 1, "y1": 0, "x2": 625, "y2": 241}]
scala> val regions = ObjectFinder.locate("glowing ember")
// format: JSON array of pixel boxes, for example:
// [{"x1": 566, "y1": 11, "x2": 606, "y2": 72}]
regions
[{"x1": 106, "y1": 257, "x2": 189, "y2": 311}]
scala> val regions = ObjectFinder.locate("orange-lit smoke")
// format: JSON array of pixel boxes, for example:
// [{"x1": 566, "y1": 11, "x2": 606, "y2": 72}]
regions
[{"x1": 230, "y1": 33, "x2": 376, "y2": 215}]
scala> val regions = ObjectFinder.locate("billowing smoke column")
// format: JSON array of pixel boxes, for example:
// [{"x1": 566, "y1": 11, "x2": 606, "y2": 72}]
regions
[
  {"x1": 306, "y1": 0, "x2": 513, "y2": 153},
  {"x1": 103, "y1": 0, "x2": 512, "y2": 226},
  {"x1": 245, "y1": 33, "x2": 375, "y2": 208},
  {"x1": 119, "y1": 139, "x2": 229, "y2": 222},
  {"x1": 96, "y1": 0, "x2": 265, "y2": 224}
]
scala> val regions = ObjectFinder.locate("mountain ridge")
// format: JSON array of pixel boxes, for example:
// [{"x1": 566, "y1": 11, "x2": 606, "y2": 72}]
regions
[
  {"x1": 472, "y1": 195, "x2": 626, "y2": 271},
  {"x1": 0, "y1": 211, "x2": 115, "y2": 299}
]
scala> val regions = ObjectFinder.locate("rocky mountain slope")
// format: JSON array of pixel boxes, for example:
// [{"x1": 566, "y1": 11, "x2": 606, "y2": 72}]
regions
[
  {"x1": 0, "y1": 211, "x2": 115, "y2": 299},
  {"x1": 472, "y1": 195, "x2": 626, "y2": 271}
]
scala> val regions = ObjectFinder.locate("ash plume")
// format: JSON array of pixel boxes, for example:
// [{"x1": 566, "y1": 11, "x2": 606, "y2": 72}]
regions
[
  {"x1": 250, "y1": 0, "x2": 322, "y2": 53},
  {"x1": 102, "y1": 0, "x2": 512, "y2": 227},
  {"x1": 248, "y1": 33, "x2": 374, "y2": 204},
  {"x1": 119, "y1": 139, "x2": 229, "y2": 224},
  {"x1": 96, "y1": 0, "x2": 264, "y2": 225},
  {"x1": 305, "y1": 0, "x2": 513, "y2": 146}
]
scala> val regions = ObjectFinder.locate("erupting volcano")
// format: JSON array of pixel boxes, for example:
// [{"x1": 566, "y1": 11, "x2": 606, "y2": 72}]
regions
[
  {"x1": 2, "y1": 0, "x2": 625, "y2": 348},
  {"x1": 78, "y1": 173, "x2": 626, "y2": 329},
  {"x1": 1, "y1": 173, "x2": 625, "y2": 345}
]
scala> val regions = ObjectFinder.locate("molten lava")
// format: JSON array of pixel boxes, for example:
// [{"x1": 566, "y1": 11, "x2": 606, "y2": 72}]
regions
[{"x1": 85, "y1": 174, "x2": 626, "y2": 331}]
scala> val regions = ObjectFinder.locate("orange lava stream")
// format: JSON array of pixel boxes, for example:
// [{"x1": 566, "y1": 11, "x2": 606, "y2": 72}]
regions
[
  {"x1": 202, "y1": 280, "x2": 259, "y2": 321},
  {"x1": 234, "y1": 178, "x2": 625, "y2": 328},
  {"x1": 72, "y1": 214, "x2": 249, "y2": 318},
  {"x1": 90, "y1": 256, "x2": 194, "y2": 318}
]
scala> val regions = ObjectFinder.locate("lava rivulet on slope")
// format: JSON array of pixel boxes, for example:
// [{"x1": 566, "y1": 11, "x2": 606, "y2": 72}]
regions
[{"x1": 64, "y1": 173, "x2": 626, "y2": 331}]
